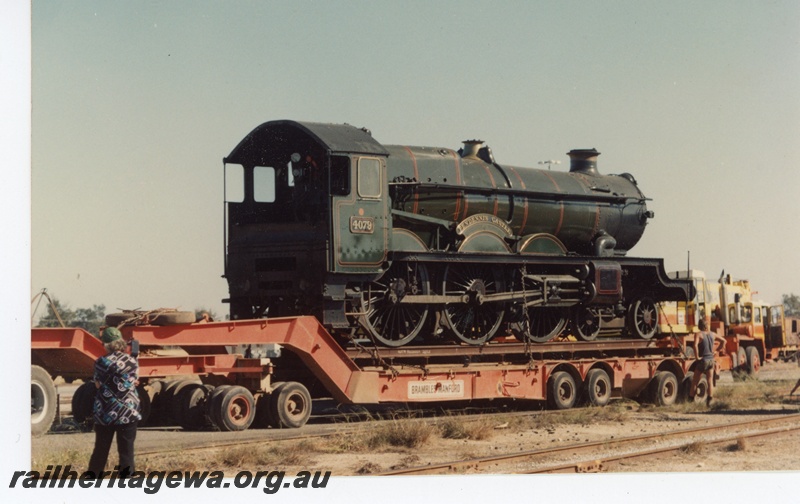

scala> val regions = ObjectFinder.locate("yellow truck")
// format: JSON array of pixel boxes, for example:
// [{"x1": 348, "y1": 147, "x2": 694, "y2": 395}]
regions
[{"x1": 657, "y1": 270, "x2": 798, "y2": 374}]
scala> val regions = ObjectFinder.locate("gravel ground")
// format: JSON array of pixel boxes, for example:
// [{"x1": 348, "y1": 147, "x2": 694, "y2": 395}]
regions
[{"x1": 33, "y1": 360, "x2": 800, "y2": 476}]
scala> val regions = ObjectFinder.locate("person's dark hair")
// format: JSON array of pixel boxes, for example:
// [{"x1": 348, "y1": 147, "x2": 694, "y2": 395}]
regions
[
  {"x1": 698, "y1": 318, "x2": 708, "y2": 331},
  {"x1": 104, "y1": 339, "x2": 127, "y2": 353}
]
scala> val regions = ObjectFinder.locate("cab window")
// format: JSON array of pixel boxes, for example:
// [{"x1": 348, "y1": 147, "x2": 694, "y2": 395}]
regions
[
  {"x1": 254, "y1": 166, "x2": 276, "y2": 203},
  {"x1": 357, "y1": 158, "x2": 381, "y2": 198},
  {"x1": 741, "y1": 305, "x2": 752, "y2": 323},
  {"x1": 225, "y1": 164, "x2": 244, "y2": 203},
  {"x1": 330, "y1": 156, "x2": 350, "y2": 196}
]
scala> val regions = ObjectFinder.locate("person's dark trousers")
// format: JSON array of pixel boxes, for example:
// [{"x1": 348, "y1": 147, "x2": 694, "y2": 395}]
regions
[{"x1": 87, "y1": 421, "x2": 138, "y2": 477}]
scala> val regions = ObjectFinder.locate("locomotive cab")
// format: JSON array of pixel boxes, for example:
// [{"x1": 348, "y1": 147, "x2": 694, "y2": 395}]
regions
[{"x1": 222, "y1": 120, "x2": 390, "y2": 321}]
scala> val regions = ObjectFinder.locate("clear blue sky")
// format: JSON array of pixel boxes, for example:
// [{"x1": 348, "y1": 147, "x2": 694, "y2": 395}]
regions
[{"x1": 28, "y1": 1, "x2": 800, "y2": 317}]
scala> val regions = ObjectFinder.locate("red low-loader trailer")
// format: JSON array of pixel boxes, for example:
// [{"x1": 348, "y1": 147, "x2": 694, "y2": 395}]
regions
[{"x1": 31, "y1": 316, "x2": 706, "y2": 436}]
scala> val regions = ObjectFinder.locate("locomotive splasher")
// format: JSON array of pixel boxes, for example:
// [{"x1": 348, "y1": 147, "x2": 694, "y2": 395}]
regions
[{"x1": 222, "y1": 120, "x2": 690, "y2": 347}]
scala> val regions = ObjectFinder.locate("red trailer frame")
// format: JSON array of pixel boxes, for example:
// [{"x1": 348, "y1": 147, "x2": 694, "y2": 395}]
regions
[{"x1": 31, "y1": 316, "x2": 702, "y2": 435}]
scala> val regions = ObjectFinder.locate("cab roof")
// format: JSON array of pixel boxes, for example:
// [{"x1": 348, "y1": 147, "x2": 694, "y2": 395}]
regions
[{"x1": 224, "y1": 120, "x2": 389, "y2": 165}]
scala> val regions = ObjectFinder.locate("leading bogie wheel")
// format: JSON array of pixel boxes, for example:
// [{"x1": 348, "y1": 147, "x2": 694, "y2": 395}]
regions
[
  {"x1": 269, "y1": 381, "x2": 312, "y2": 429},
  {"x1": 573, "y1": 306, "x2": 601, "y2": 342},
  {"x1": 31, "y1": 365, "x2": 57, "y2": 436},
  {"x1": 547, "y1": 371, "x2": 578, "y2": 410},
  {"x1": 649, "y1": 371, "x2": 678, "y2": 406},
  {"x1": 583, "y1": 368, "x2": 612, "y2": 407},
  {"x1": 628, "y1": 297, "x2": 658, "y2": 340}
]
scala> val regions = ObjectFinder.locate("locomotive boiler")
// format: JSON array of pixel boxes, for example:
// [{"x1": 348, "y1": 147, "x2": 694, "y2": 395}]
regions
[{"x1": 223, "y1": 120, "x2": 690, "y2": 347}]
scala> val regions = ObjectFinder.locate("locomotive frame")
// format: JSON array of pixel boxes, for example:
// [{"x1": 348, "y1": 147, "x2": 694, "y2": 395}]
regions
[{"x1": 222, "y1": 120, "x2": 691, "y2": 348}]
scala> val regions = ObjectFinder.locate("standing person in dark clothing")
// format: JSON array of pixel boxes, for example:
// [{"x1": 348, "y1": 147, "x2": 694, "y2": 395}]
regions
[
  {"x1": 689, "y1": 318, "x2": 727, "y2": 406},
  {"x1": 87, "y1": 327, "x2": 141, "y2": 478}
]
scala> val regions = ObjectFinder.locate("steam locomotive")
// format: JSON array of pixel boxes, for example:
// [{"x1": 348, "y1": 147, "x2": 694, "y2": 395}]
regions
[{"x1": 222, "y1": 120, "x2": 690, "y2": 347}]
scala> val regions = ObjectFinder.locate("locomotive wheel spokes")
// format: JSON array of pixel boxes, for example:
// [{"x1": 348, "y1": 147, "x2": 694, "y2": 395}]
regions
[
  {"x1": 442, "y1": 263, "x2": 505, "y2": 345},
  {"x1": 361, "y1": 261, "x2": 430, "y2": 347},
  {"x1": 523, "y1": 307, "x2": 567, "y2": 343},
  {"x1": 573, "y1": 305, "x2": 601, "y2": 341},
  {"x1": 628, "y1": 297, "x2": 658, "y2": 340}
]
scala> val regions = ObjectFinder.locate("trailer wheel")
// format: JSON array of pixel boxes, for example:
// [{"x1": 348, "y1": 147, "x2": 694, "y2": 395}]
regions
[
  {"x1": 176, "y1": 383, "x2": 213, "y2": 431},
  {"x1": 649, "y1": 371, "x2": 678, "y2": 406},
  {"x1": 31, "y1": 366, "x2": 57, "y2": 436},
  {"x1": 207, "y1": 385, "x2": 232, "y2": 429},
  {"x1": 627, "y1": 297, "x2": 658, "y2": 340},
  {"x1": 71, "y1": 381, "x2": 96, "y2": 425},
  {"x1": 270, "y1": 382, "x2": 312, "y2": 428},
  {"x1": 583, "y1": 368, "x2": 611, "y2": 407},
  {"x1": 253, "y1": 382, "x2": 284, "y2": 429},
  {"x1": 141, "y1": 380, "x2": 166, "y2": 426},
  {"x1": 136, "y1": 384, "x2": 151, "y2": 424},
  {"x1": 681, "y1": 373, "x2": 708, "y2": 403},
  {"x1": 165, "y1": 379, "x2": 202, "y2": 426},
  {"x1": 745, "y1": 347, "x2": 760, "y2": 375},
  {"x1": 211, "y1": 386, "x2": 255, "y2": 431},
  {"x1": 547, "y1": 371, "x2": 578, "y2": 410},
  {"x1": 253, "y1": 393, "x2": 275, "y2": 429}
]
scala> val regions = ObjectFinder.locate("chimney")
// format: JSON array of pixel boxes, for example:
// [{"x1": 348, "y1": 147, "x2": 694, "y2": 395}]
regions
[
  {"x1": 461, "y1": 140, "x2": 484, "y2": 159},
  {"x1": 567, "y1": 148, "x2": 600, "y2": 175}
]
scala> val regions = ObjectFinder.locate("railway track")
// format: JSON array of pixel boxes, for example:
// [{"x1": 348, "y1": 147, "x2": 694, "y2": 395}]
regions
[{"x1": 379, "y1": 412, "x2": 800, "y2": 475}]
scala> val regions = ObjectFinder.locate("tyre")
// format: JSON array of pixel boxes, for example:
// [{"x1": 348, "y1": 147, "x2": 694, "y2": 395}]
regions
[
  {"x1": 253, "y1": 382, "x2": 284, "y2": 429},
  {"x1": 745, "y1": 347, "x2": 760, "y2": 375},
  {"x1": 176, "y1": 383, "x2": 213, "y2": 431},
  {"x1": 583, "y1": 368, "x2": 612, "y2": 407},
  {"x1": 252, "y1": 393, "x2": 275, "y2": 429},
  {"x1": 735, "y1": 347, "x2": 747, "y2": 372},
  {"x1": 136, "y1": 384, "x2": 151, "y2": 424},
  {"x1": 686, "y1": 373, "x2": 708, "y2": 403},
  {"x1": 213, "y1": 386, "x2": 256, "y2": 431},
  {"x1": 166, "y1": 379, "x2": 202, "y2": 426},
  {"x1": 71, "y1": 381, "x2": 97, "y2": 424},
  {"x1": 31, "y1": 366, "x2": 57, "y2": 436},
  {"x1": 547, "y1": 371, "x2": 578, "y2": 410},
  {"x1": 207, "y1": 385, "x2": 233, "y2": 429},
  {"x1": 649, "y1": 371, "x2": 679, "y2": 407},
  {"x1": 140, "y1": 380, "x2": 166, "y2": 426},
  {"x1": 269, "y1": 382, "x2": 312, "y2": 428}
]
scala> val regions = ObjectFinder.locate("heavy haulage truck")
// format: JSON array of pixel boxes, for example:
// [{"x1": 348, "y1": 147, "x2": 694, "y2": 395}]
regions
[{"x1": 32, "y1": 120, "x2": 712, "y2": 435}]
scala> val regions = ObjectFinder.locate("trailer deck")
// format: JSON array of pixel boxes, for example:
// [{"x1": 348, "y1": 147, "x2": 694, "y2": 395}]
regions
[{"x1": 31, "y1": 316, "x2": 703, "y2": 434}]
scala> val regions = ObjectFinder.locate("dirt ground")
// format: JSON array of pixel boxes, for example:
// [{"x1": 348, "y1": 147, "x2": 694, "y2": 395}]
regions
[{"x1": 33, "y1": 360, "x2": 800, "y2": 476}]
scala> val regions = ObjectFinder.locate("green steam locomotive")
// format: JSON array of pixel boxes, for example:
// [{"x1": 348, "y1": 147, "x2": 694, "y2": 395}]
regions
[{"x1": 222, "y1": 120, "x2": 690, "y2": 347}]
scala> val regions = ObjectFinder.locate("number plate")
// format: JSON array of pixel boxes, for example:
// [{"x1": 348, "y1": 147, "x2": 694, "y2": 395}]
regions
[{"x1": 350, "y1": 216, "x2": 375, "y2": 234}]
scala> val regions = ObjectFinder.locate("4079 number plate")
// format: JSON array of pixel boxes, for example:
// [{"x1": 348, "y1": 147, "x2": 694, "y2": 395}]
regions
[{"x1": 350, "y1": 216, "x2": 375, "y2": 234}]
